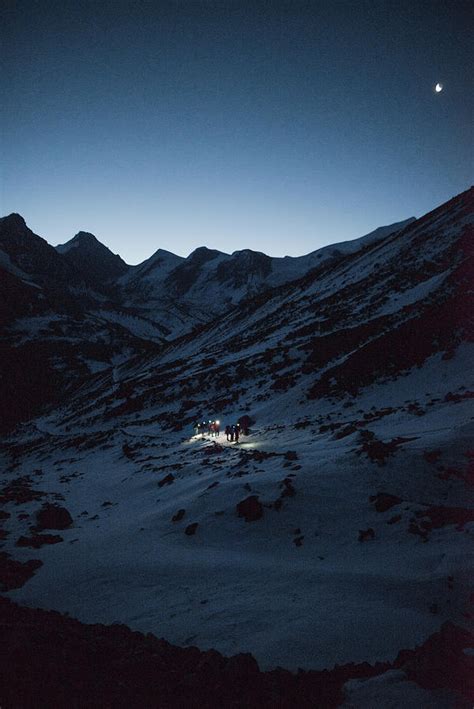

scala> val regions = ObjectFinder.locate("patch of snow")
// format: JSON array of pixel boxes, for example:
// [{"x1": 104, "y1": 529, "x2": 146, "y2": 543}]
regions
[{"x1": 341, "y1": 669, "x2": 456, "y2": 708}]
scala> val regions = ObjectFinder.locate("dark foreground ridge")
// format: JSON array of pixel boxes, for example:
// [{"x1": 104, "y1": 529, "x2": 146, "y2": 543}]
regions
[{"x1": 1, "y1": 596, "x2": 472, "y2": 708}]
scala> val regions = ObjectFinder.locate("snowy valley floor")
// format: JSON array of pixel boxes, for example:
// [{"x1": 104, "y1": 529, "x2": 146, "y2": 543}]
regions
[{"x1": 1, "y1": 352, "x2": 473, "y2": 683}]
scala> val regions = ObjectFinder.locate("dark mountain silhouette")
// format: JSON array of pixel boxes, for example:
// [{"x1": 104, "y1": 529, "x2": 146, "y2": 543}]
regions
[
  {"x1": 56, "y1": 231, "x2": 129, "y2": 288},
  {"x1": 0, "y1": 214, "x2": 80, "y2": 288},
  {"x1": 0, "y1": 596, "x2": 471, "y2": 708}
]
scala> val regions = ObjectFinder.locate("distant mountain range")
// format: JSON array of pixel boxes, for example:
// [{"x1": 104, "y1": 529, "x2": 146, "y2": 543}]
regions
[
  {"x1": 0, "y1": 211, "x2": 415, "y2": 340},
  {"x1": 1, "y1": 191, "x2": 470, "y2": 436}
]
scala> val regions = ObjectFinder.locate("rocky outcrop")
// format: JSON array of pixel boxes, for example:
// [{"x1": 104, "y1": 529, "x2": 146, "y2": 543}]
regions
[
  {"x1": 236, "y1": 495, "x2": 263, "y2": 522},
  {"x1": 16, "y1": 534, "x2": 63, "y2": 549},
  {"x1": 158, "y1": 473, "x2": 175, "y2": 487},
  {"x1": 172, "y1": 509, "x2": 186, "y2": 522},
  {"x1": 370, "y1": 493, "x2": 402, "y2": 513},
  {"x1": 0, "y1": 553, "x2": 42, "y2": 591},
  {"x1": 36, "y1": 503, "x2": 73, "y2": 530},
  {"x1": 0, "y1": 598, "x2": 471, "y2": 708},
  {"x1": 358, "y1": 528, "x2": 375, "y2": 542}
]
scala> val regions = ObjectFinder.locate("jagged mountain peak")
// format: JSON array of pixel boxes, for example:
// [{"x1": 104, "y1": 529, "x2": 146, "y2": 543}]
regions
[
  {"x1": 150, "y1": 247, "x2": 180, "y2": 259},
  {"x1": 0, "y1": 213, "x2": 28, "y2": 234},
  {"x1": 187, "y1": 245, "x2": 222, "y2": 261},
  {"x1": 117, "y1": 215, "x2": 423, "y2": 336},
  {"x1": 231, "y1": 248, "x2": 268, "y2": 258},
  {"x1": 71, "y1": 230, "x2": 100, "y2": 245},
  {"x1": 55, "y1": 231, "x2": 129, "y2": 284},
  {"x1": 57, "y1": 230, "x2": 107, "y2": 253}
]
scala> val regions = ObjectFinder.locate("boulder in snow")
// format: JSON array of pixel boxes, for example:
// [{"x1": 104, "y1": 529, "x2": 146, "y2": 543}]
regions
[
  {"x1": 358, "y1": 528, "x2": 375, "y2": 542},
  {"x1": 36, "y1": 503, "x2": 73, "y2": 530},
  {"x1": 236, "y1": 495, "x2": 263, "y2": 522},
  {"x1": 158, "y1": 473, "x2": 175, "y2": 487},
  {"x1": 172, "y1": 509, "x2": 185, "y2": 522}
]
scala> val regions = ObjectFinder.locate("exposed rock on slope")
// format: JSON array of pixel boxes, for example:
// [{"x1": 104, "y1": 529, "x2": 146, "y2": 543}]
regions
[{"x1": 0, "y1": 597, "x2": 471, "y2": 708}]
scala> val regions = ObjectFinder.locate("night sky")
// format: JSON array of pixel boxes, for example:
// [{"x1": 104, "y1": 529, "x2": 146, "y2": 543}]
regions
[{"x1": 2, "y1": 0, "x2": 472, "y2": 264}]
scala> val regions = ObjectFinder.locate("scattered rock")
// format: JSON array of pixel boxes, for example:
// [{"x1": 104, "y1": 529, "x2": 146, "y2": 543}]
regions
[
  {"x1": 224, "y1": 652, "x2": 260, "y2": 677},
  {"x1": 238, "y1": 415, "x2": 254, "y2": 435},
  {"x1": 424, "y1": 450, "x2": 442, "y2": 464},
  {"x1": 294, "y1": 420, "x2": 311, "y2": 429},
  {"x1": 408, "y1": 505, "x2": 474, "y2": 541},
  {"x1": 0, "y1": 476, "x2": 46, "y2": 505},
  {"x1": 185, "y1": 523, "x2": 199, "y2": 536},
  {"x1": 358, "y1": 528, "x2": 375, "y2": 542},
  {"x1": 122, "y1": 443, "x2": 134, "y2": 459},
  {"x1": 284, "y1": 451, "x2": 298, "y2": 461},
  {"x1": 334, "y1": 424, "x2": 358, "y2": 439},
  {"x1": 0, "y1": 552, "x2": 43, "y2": 591},
  {"x1": 280, "y1": 478, "x2": 296, "y2": 498},
  {"x1": 36, "y1": 503, "x2": 73, "y2": 530},
  {"x1": 236, "y1": 495, "x2": 263, "y2": 522},
  {"x1": 158, "y1": 473, "x2": 175, "y2": 487},
  {"x1": 203, "y1": 443, "x2": 223, "y2": 455},
  {"x1": 238, "y1": 449, "x2": 278, "y2": 464},
  {"x1": 370, "y1": 493, "x2": 402, "y2": 513},
  {"x1": 16, "y1": 534, "x2": 63, "y2": 549},
  {"x1": 172, "y1": 509, "x2": 185, "y2": 522},
  {"x1": 357, "y1": 432, "x2": 417, "y2": 465}
]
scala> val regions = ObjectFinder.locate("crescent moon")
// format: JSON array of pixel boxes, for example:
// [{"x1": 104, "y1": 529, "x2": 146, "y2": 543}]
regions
[{"x1": 435, "y1": 83, "x2": 443, "y2": 93}]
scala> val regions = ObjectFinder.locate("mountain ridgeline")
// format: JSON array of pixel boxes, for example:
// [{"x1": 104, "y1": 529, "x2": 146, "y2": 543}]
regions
[
  {"x1": 0, "y1": 208, "x2": 418, "y2": 431},
  {"x1": 0, "y1": 189, "x2": 471, "y2": 435}
]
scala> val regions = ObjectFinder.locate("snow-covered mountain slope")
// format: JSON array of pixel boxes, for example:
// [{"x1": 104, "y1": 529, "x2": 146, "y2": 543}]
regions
[
  {"x1": 118, "y1": 218, "x2": 415, "y2": 338},
  {"x1": 1, "y1": 187, "x2": 472, "y2": 705},
  {"x1": 56, "y1": 231, "x2": 129, "y2": 287},
  {"x1": 119, "y1": 247, "x2": 184, "y2": 288},
  {"x1": 0, "y1": 217, "x2": 167, "y2": 432}
]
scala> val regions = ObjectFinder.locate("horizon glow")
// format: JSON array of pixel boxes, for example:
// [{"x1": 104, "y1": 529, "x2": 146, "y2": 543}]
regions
[{"x1": 1, "y1": 1, "x2": 472, "y2": 265}]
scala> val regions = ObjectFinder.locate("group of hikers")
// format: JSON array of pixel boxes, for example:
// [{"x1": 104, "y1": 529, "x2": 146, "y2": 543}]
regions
[
  {"x1": 225, "y1": 423, "x2": 241, "y2": 442},
  {"x1": 193, "y1": 419, "x2": 246, "y2": 443},
  {"x1": 194, "y1": 420, "x2": 221, "y2": 437}
]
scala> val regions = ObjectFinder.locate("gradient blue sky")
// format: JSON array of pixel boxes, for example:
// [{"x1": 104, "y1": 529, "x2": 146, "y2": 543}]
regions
[{"x1": 1, "y1": 0, "x2": 472, "y2": 264}]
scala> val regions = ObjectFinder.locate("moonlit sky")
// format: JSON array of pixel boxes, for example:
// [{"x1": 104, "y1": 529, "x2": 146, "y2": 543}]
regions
[{"x1": 1, "y1": 0, "x2": 472, "y2": 264}]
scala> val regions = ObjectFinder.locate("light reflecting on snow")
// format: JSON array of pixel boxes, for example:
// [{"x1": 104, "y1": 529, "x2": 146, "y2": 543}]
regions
[{"x1": 184, "y1": 434, "x2": 259, "y2": 448}]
